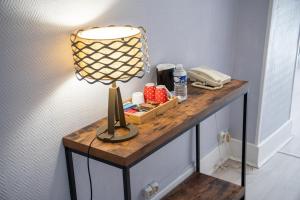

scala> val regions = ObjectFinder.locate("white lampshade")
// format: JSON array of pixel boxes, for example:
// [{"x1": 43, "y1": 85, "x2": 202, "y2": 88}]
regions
[{"x1": 70, "y1": 26, "x2": 148, "y2": 84}]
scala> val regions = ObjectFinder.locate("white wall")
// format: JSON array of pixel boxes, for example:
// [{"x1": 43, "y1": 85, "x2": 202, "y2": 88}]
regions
[
  {"x1": 291, "y1": 30, "x2": 300, "y2": 136},
  {"x1": 228, "y1": 0, "x2": 300, "y2": 168},
  {"x1": 0, "y1": 0, "x2": 240, "y2": 200},
  {"x1": 229, "y1": 0, "x2": 270, "y2": 144},
  {"x1": 257, "y1": 0, "x2": 300, "y2": 141}
]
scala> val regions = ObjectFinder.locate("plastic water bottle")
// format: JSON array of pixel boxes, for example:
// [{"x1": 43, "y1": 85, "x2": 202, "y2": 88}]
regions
[{"x1": 174, "y1": 64, "x2": 187, "y2": 102}]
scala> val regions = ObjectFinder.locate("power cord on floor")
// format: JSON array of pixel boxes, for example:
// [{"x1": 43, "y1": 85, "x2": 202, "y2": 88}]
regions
[
  {"x1": 213, "y1": 114, "x2": 256, "y2": 174},
  {"x1": 214, "y1": 114, "x2": 226, "y2": 169}
]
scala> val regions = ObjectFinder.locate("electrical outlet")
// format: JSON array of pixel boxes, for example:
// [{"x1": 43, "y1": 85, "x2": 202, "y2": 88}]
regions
[
  {"x1": 150, "y1": 182, "x2": 159, "y2": 193},
  {"x1": 217, "y1": 131, "x2": 226, "y2": 144},
  {"x1": 218, "y1": 131, "x2": 231, "y2": 144},
  {"x1": 144, "y1": 185, "x2": 154, "y2": 199},
  {"x1": 144, "y1": 181, "x2": 159, "y2": 200},
  {"x1": 144, "y1": 181, "x2": 160, "y2": 199},
  {"x1": 225, "y1": 131, "x2": 231, "y2": 142}
]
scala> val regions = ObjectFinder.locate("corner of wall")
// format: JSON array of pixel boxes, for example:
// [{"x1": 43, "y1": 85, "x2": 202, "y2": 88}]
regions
[
  {"x1": 257, "y1": 120, "x2": 293, "y2": 167},
  {"x1": 255, "y1": 0, "x2": 275, "y2": 145},
  {"x1": 230, "y1": 119, "x2": 293, "y2": 168}
]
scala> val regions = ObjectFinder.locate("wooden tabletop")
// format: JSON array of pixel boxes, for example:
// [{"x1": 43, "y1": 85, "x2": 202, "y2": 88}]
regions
[{"x1": 63, "y1": 80, "x2": 248, "y2": 167}]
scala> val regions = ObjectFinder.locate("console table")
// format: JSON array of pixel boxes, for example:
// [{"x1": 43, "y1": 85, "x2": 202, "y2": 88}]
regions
[{"x1": 63, "y1": 80, "x2": 248, "y2": 200}]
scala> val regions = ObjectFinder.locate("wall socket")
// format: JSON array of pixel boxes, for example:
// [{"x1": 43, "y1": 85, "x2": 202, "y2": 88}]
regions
[
  {"x1": 143, "y1": 181, "x2": 160, "y2": 199},
  {"x1": 217, "y1": 131, "x2": 231, "y2": 144},
  {"x1": 215, "y1": 131, "x2": 231, "y2": 170},
  {"x1": 144, "y1": 185, "x2": 154, "y2": 199}
]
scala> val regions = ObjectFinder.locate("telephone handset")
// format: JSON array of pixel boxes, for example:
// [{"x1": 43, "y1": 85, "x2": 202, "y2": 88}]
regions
[{"x1": 188, "y1": 67, "x2": 231, "y2": 90}]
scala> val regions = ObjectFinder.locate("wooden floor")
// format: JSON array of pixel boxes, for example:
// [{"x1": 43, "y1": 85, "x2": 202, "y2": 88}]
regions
[{"x1": 213, "y1": 136, "x2": 300, "y2": 200}]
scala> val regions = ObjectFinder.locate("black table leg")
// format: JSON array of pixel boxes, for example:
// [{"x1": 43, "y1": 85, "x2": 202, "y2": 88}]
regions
[
  {"x1": 65, "y1": 147, "x2": 77, "y2": 200},
  {"x1": 123, "y1": 167, "x2": 131, "y2": 200},
  {"x1": 241, "y1": 93, "x2": 247, "y2": 199},
  {"x1": 196, "y1": 124, "x2": 200, "y2": 172}
]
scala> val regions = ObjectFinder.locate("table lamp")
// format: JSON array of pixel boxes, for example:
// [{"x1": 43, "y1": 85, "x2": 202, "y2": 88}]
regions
[{"x1": 70, "y1": 26, "x2": 149, "y2": 142}]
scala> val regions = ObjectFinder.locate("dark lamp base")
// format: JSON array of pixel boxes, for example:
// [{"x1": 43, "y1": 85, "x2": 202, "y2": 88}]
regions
[
  {"x1": 96, "y1": 82, "x2": 138, "y2": 143},
  {"x1": 97, "y1": 123, "x2": 138, "y2": 143}
]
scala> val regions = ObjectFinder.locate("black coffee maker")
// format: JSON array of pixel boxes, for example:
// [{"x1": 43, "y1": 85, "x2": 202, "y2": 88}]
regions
[{"x1": 156, "y1": 64, "x2": 175, "y2": 91}]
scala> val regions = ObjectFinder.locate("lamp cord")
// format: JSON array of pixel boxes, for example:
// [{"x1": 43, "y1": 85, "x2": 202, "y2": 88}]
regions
[
  {"x1": 87, "y1": 136, "x2": 97, "y2": 200},
  {"x1": 87, "y1": 122, "x2": 117, "y2": 200}
]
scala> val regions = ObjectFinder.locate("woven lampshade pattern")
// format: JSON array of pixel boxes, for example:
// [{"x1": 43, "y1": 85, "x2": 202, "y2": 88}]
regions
[{"x1": 70, "y1": 26, "x2": 149, "y2": 84}]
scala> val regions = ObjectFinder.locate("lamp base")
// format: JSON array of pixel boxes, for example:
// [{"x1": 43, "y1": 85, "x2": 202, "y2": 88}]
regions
[
  {"x1": 97, "y1": 123, "x2": 138, "y2": 143},
  {"x1": 96, "y1": 82, "x2": 138, "y2": 143}
]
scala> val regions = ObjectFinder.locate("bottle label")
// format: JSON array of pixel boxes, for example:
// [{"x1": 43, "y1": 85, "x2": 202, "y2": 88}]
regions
[{"x1": 174, "y1": 75, "x2": 187, "y2": 84}]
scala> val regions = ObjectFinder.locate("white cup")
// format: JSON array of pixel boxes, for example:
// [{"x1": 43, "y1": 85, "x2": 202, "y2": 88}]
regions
[{"x1": 132, "y1": 92, "x2": 145, "y2": 105}]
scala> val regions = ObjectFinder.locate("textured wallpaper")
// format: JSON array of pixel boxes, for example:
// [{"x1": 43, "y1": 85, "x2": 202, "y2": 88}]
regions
[
  {"x1": 0, "y1": 1, "x2": 151, "y2": 199},
  {"x1": 259, "y1": 0, "x2": 300, "y2": 141},
  {"x1": 1, "y1": 0, "x2": 243, "y2": 199},
  {"x1": 291, "y1": 38, "x2": 300, "y2": 135}
]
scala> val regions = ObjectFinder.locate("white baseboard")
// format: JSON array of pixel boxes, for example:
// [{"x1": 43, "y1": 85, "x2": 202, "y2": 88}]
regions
[
  {"x1": 230, "y1": 120, "x2": 293, "y2": 168},
  {"x1": 152, "y1": 165, "x2": 194, "y2": 200},
  {"x1": 229, "y1": 138, "x2": 259, "y2": 167},
  {"x1": 257, "y1": 120, "x2": 293, "y2": 167}
]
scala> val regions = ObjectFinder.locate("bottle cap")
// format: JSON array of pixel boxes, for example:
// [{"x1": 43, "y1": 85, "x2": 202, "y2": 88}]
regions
[{"x1": 176, "y1": 64, "x2": 184, "y2": 69}]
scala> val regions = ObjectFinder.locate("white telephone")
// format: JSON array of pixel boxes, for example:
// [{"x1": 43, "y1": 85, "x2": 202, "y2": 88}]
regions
[{"x1": 188, "y1": 67, "x2": 231, "y2": 90}]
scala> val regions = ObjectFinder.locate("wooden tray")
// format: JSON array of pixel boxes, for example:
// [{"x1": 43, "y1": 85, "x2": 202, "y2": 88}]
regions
[{"x1": 125, "y1": 97, "x2": 178, "y2": 124}]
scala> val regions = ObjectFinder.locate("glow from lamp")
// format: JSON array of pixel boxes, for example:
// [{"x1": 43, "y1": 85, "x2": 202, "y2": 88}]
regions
[{"x1": 4, "y1": 0, "x2": 118, "y2": 27}]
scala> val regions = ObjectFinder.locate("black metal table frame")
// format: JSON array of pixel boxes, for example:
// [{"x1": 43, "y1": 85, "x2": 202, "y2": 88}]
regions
[{"x1": 65, "y1": 92, "x2": 247, "y2": 200}]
